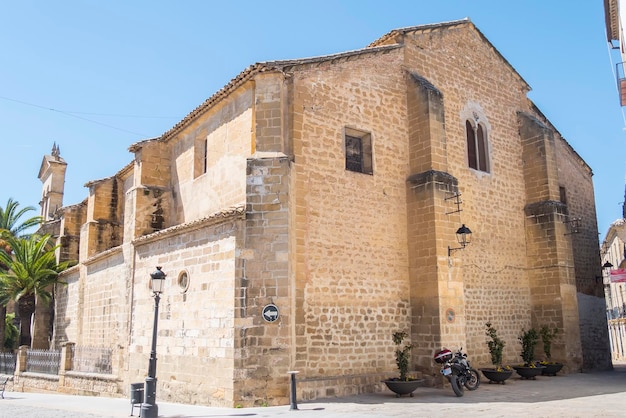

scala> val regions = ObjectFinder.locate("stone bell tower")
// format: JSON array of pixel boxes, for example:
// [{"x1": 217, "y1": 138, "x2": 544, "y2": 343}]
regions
[
  {"x1": 32, "y1": 143, "x2": 68, "y2": 349},
  {"x1": 38, "y1": 143, "x2": 67, "y2": 221}
]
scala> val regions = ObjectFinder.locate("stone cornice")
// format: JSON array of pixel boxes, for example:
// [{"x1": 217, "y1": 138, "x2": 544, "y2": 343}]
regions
[{"x1": 132, "y1": 205, "x2": 245, "y2": 246}]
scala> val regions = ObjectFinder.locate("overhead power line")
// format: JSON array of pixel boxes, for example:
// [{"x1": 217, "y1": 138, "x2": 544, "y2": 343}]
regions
[{"x1": 0, "y1": 95, "x2": 181, "y2": 138}]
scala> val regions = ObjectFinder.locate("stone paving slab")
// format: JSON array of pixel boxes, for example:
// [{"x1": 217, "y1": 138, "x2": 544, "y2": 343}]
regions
[{"x1": 1, "y1": 364, "x2": 625, "y2": 417}]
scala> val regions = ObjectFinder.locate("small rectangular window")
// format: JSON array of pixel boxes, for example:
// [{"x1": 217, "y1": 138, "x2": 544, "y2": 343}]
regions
[
  {"x1": 203, "y1": 139, "x2": 208, "y2": 174},
  {"x1": 194, "y1": 137, "x2": 208, "y2": 178},
  {"x1": 559, "y1": 186, "x2": 567, "y2": 204},
  {"x1": 344, "y1": 128, "x2": 372, "y2": 175}
]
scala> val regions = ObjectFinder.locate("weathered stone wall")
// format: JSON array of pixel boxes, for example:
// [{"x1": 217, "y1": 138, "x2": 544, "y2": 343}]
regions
[
  {"x1": 53, "y1": 267, "x2": 80, "y2": 347},
  {"x1": 169, "y1": 85, "x2": 253, "y2": 225},
  {"x1": 13, "y1": 374, "x2": 59, "y2": 393},
  {"x1": 58, "y1": 373, "x2": 120, "y2": 396},
  {"x1": 58, "y1": 201, "x2": 87, "y2": 264},
  {"x1": 132, "y1": 141, "x2": 172, "y2": 238},
  {"x1": 233, "y1": 155, "x2": 290, "y2": 406},
  {"x1": 80, "y1": 249, "x2": 130, "y2": 347},
  {"x1": 286, "y1": 21, "x2": 602, "y2": 382},
  {"x1": 81, "y1": 178, "x2": 124, "y2": 260},
  {"x1": 128, "y1": 215, "x2": 244, "y2": 407},
  {"x1": 290, "y1": 48, "x2": 414, "y2": 386},
  {"x1": 517, "y1": 112, "x2": 582, "y2": 370},
  {"x1": 400, "y1": 24, "x2": 536, "y2": 369},
  {"x1": 553, "y1": 128, "x2": 612, "y2": 370}
]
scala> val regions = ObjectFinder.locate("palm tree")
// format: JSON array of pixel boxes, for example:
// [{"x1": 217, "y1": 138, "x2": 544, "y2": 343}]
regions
[
  {"x1": 0, "y1": 198, "x2": 42, "y2": 238},
  {"x1": 0, "y1": 234, "x2": 68, "y2": 347},
  {"x1": 0, "y1": 199, "x2": 42, "y2": 351}
]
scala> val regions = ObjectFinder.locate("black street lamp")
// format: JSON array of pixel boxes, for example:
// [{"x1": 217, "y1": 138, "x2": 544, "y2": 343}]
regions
[
  {"x1": 448, "y1": 224, "x2": 472, "y2": 256},
  {"x1": 141, "y1": 266, "x2": 166, "y2": 418}
]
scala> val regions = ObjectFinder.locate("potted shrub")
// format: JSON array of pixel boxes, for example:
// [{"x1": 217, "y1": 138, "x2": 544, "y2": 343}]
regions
[
  {"x1": 539, "y1": 325, "x2": 563, "y2": 376},
  {"x1": 513, "y1": 327, "x2": 544, "y2": 379},
  {"x1": 383, "y1": 331, "x2": 423, "y2": 397},
  {"x1": 480, "y1": 322, "x2": 513, "y2": 384}
]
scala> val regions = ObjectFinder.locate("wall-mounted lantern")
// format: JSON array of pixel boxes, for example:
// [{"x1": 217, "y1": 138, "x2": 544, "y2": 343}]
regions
[{"x1": 448, "y1": 224, "x2": 472, "y2": 257}]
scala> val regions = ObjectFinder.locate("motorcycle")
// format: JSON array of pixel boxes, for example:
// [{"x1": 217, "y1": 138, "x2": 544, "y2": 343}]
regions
[{"x1": 434, "y1": 347, "x2": 480, "y2": 397}]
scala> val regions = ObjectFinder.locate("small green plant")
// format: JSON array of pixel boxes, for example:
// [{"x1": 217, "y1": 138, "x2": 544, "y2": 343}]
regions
[
  {"x1": 518, "y1": 327, "x2": 539, "y2": 366},
  {"x1": 539, "y1": 325, "x2": 559, "y2": 361},
  {"x1": 485, "y1": 322, "x2": 506, "y2": 370},
  {"x1": 392, "y1": 330, "x2": 414, "y2": 381}
]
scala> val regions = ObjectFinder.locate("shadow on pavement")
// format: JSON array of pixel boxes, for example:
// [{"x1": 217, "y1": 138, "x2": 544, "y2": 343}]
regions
[{"x1": 311, "y1": 363, "x2": 626, "y2": 406}]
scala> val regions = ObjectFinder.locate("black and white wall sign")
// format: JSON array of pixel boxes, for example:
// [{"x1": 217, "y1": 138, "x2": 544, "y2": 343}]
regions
[{"x1": 262, "y1": 304, "x2": 279, "y2": 322}]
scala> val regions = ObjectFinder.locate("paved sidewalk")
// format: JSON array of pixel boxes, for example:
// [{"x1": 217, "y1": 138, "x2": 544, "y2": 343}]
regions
[{"x1": 2, "y1": 364, "x2": 626, "y2": 417}]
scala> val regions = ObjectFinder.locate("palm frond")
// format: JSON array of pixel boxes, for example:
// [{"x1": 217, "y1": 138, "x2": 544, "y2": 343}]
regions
[{"x1": 0, "y1": 198, "x2": 42, "y2": 237}]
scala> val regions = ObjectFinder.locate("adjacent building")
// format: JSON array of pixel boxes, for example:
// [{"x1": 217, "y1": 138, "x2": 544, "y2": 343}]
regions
[
  {"x1": 33, "y1": 18, "x2": 609, "y2": 406},
  {"x1": 603, "y1": 0, "x2": 626, "y2": 360}
]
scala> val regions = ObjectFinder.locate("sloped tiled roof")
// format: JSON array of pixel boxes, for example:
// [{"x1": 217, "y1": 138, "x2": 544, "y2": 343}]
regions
[
  {"x1": 145, "y1": 18, "x2": 530, "y2": 149},
  {"x1": 604, "y1": 0, "x2": 619, "y2": 42},
  {"x1": 151, "y1": 44, "x2": 401, "y2": 146},
  {"x1": 367, "y1": 18, "x2": 472, "y2": 47}
]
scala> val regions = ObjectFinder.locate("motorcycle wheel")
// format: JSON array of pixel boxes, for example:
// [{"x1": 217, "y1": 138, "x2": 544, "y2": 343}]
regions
[
  {"x1": 450, "y1": 374, "x2": 464, "y2": 397},
  {"x1": 464, "y1": 368, "x2": 480, "y2": 391}
]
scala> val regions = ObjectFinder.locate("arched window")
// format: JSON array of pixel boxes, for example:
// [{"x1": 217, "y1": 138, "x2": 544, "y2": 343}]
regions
[{"x1": 466, "y1": 120, "x2": 489, "y2": 173}]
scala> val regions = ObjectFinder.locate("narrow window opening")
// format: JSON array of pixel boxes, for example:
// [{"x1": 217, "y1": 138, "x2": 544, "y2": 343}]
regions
[
  {"x1": 466, "y1": 121, "x2": 477, "y2": 170},
  {"x1": 559, "y1": 186, "x2": 567, "y2": 204},
  {"x1": 477, "y1": 125, "x2": 488, "y2": 172},
  {"x1": 194, "y1": 136, "x2": 209, "y2": 178},
  {"x1": 203, "y1": 139, "x2": 208, "y2": 174}
]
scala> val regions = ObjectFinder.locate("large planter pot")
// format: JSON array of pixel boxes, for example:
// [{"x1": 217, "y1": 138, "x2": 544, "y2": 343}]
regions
[
  {"x1": 383, "y1": 379, "x2": 423, "y2": 397},
  {"x1": 480, "y1": 368, "x2": 513, "y2": 384},
  {"x1": 513, "y1": 365, "x2": 545, "y2": 380},
  {"x1": 540, "y1": 362, "x2": 564, "y2": 376}
]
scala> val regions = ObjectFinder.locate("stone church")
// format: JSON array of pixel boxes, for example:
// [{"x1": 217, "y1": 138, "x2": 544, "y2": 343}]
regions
[{"x1": 35, "y1": 18, "x2": 610, "y2": 406}]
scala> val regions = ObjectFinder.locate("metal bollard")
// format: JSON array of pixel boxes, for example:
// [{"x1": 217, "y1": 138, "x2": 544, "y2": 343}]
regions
[{"x1": 287, "y1": 371, "x2": 299, "y2": 410}]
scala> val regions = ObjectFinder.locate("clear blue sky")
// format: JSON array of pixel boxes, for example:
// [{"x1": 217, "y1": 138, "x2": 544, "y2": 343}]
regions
[{"x1": 1, "y1": 1, "x2": 624, "y2": 242}]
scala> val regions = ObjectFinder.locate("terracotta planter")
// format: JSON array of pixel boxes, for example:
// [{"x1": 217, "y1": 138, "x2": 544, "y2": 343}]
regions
[
  {"x1": 480, "y1": 368, "x2": 513, "y2": 384},
  {"x1": 383, "y1": 379, "x2": 423, "y2": 397},
  {"x1": 513, "y1": 365, "x2": 545, "y2": 380},
  {"x1": 540, "y1": 362, "x2": 564, "y2": 376}
]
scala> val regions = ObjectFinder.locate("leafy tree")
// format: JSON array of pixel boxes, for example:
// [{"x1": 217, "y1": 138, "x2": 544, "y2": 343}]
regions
[
  {"x1": 0, "y1": 198, "x2": 42, "y2": 351},
  {"x1": 0, "y1": 234, "x2": 68, "y2": 347}
]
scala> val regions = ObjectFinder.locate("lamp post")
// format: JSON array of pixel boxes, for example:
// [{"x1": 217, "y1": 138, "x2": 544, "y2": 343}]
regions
[
  {"x1": 141, "y1": 266, "x2": 166, "y2": 418},
  {"x1": 603, "y1": 262, "x2": 614, "y2": 317}
]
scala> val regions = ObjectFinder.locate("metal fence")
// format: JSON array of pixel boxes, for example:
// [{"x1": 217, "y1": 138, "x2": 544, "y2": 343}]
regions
[
  {"x1": 71, "y1": 345, "x2": 113, "y2": 374},
  {"x1": 26, "y1": 349, "x2": 61, "y2": 375},
  {"x1": 0, "y1": 352, "x2": 16, "y2": 374}
]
